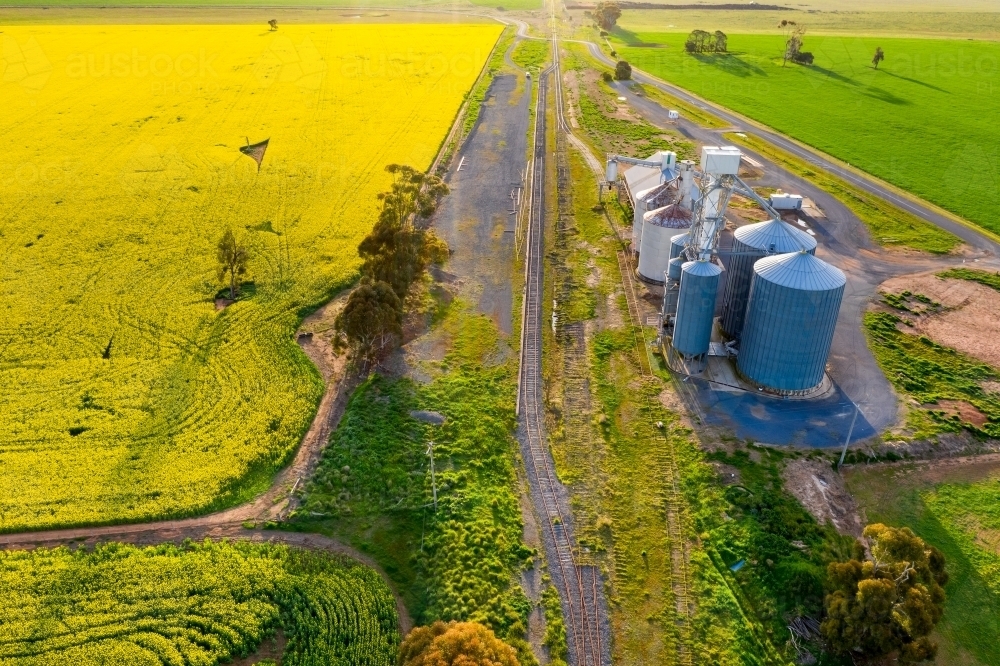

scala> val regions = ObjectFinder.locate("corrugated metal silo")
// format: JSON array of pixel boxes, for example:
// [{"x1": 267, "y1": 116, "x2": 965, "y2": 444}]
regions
[
  {"x1": 638, "y1": 204, "x2": 692, "y2": 283},
  {"x1": 672, "y1": 260, "x2": 722, "y2": 357},
  {"x1": 737, "y1": 252, "x2": 846, "y2": 394},
  {"x1": 662, "y1": 256, "x2": 686, "y2": 318},
  {"x1": 721, "y1": 218, "x2": 817, "y2": 340},
  {"x1": 669, "y1": 232, "x2": 689, "y2": 261}
]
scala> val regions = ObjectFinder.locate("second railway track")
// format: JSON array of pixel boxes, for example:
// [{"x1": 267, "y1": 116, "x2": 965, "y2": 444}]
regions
[{"x1": 517, "y1": 55, "x2": 610, "y2": 666}]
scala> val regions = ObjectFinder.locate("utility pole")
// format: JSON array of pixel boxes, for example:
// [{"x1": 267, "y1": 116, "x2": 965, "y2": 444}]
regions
[
  {"x1": 426, "y1": 441, "x2": 438, "y2": 511},
  {"x1": 838, "y1": 404, "x2": 860, "y2": 469}
]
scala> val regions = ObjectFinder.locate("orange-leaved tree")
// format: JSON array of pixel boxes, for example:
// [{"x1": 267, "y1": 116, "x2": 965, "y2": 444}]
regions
[{"x1": 398, "y1": 621, "x2": 520, "y2": 666}]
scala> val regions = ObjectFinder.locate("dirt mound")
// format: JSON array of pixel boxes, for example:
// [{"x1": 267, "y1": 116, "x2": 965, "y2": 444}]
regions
[
  {"x1": 879, "y1": 271, "x2": 1000, "y2": 368},
  {"x1": 782, "y1": 459, "x2": 863, "y2": 537}
]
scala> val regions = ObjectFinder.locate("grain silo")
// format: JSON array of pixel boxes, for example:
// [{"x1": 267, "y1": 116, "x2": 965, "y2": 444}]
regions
[
  {"x1": 669, "y1": 232, "x2": 689, "y2": 261},
  {"x1": 631, "y1": 182, "x2": 675, "y2": 249},
  {"x1": 638, "y1": 204, "x2": 693, "y2": 283},
  {"x1": 662, "y1": 256, "x2": 686, "y2": 318},
  {"x1": 672, "y1": 260, "x2": 722, "y2": 358},
  {"x1": 720, "y1": 219, "x2": 817, "y2": 340},
  {"x1": 737, "y1": 252, "x2": 845, "y2": 394}
]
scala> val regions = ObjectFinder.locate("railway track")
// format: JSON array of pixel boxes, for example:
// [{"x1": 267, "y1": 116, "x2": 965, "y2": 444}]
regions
[
  {"x1": 615, "y1": 249, "x2": 695, "y2": 666},
  {"x1": 517, "y1": 62, "x2": 608, "y2": 666}
]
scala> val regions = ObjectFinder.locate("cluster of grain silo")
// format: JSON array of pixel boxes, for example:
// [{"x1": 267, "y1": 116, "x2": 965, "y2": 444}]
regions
[{"x1": 615, "y1": 144, "x2": 845, "y2": 396}]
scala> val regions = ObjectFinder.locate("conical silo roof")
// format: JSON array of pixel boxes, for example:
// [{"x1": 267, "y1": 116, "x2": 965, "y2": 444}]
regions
[
  {"x1": 734, "y1": 218, "x2": 816, "y2": 254},
  {"x1": 753, "y1": 251, "x2": 846, "y2": 291},
  {"x1": 644, "y1": 203, "x2": 692, "y2": 229},
  {"x1": 635, "y1": 181, "x2": 670, "y2": 203},
  {"x1": 681, "y1": 259, "x2": 723, "y2": 277}
]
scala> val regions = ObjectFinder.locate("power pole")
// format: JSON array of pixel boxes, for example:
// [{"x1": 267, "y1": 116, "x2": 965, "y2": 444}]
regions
[
  {"x1": 426, "y1": 441, "x2": 438, "y2": 511},
  {"x1": 838, "y1": 404, "x2": 860, "y2": 469}
]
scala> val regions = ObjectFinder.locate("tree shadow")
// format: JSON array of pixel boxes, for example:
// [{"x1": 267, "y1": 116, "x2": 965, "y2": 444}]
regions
[
  {"x1": 874, "y1": 68, "x2": 951, "y2": 94},
  {"x1": 806, "y1": 64, "x2": 861, "y2": 87},
  {"x1": 860, "y1": 85, "x2": 913, "y2": 106},
  {"x1": 804, "y1": 64, "x2": 912, "y2": 105},
  {"x1": 610, "y1": 26, "x2": 663, "y2": 48},
  {"x1": 908, "y1": 504, "x2": 1000, "y2": 665},
  {"x1": 691, "y1": 52, "x2": 767, "y2": 78}
]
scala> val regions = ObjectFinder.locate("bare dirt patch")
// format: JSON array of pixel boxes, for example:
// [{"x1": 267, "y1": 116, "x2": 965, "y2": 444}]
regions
[
  {"x1": 932, "y1": 400, "x2": 989, "y2": 427},
  {"x1": 880, "y1": 271, "x2": 979, "y2": 307},
  {"x1": 297, "y1": 293, "x2": 348, "y2": 382},
  {"x1": 879, "y1": 271, "x2": 1000, "y2": 368},
  {"x1": 783, "y1": 459, "x2": 863, "y2": 537},
  {"x1": 231, "y1": 630, "x2": 286, "y2": 665}
]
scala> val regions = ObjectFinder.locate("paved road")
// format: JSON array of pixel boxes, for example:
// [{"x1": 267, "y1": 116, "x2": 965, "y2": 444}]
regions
[
  {"x1": 602, "y1": 73, "x2": 993, "y2": 446},
  {"x1": 583, "y1": 41, "x2": 1000, "y2": 257}
]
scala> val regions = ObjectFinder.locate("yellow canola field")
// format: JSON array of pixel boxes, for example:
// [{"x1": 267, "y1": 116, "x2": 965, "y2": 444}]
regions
[{"x1": 0, "y1": 23, "x2": 501, "y2": 531}]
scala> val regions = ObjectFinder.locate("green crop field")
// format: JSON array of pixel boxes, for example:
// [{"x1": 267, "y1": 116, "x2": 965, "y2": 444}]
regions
[
  {"x1": 0, "y1": 540, "x2": 400, "y2": 665},
  {"x1": 613, "y1": 32, "x2": 1000, "y2": 236}
]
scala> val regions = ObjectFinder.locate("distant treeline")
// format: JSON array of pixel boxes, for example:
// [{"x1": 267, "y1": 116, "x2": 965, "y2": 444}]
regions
[{"x1": 568, "y1": 2, "x2": 792, "y2": 9}]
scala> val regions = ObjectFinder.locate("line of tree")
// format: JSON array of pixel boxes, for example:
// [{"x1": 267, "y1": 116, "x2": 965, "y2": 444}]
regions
[
  {"x1": 684, "y1": 29, "x2": 728, "y2": 54},
  {"x1": 335, "y1": 164, "x2": 449, "y2": 369},
  {"x1": 592, "y1": 1, "x2": 621, "y2": 31},
  {"x1": 780, "y1": 19, "x2": 813, "y2": 66}
]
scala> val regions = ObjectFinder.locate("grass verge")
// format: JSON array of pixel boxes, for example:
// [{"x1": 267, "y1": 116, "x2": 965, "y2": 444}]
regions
[
  {"x1": 292, "y1": 303, "x2": 534, "y2": 644},
  {"x1": 511, "y1": 38, "x2": 549, "y2": 72},
  {"x1": 563, "y1": 43, "x2": 694, "y2": 161},
  {"x1": 725, "y1": 132, "x2": 960, "y2": 254},
  {"x1": 938, "y1": 267, "x2": 1000, "y2": 292}
]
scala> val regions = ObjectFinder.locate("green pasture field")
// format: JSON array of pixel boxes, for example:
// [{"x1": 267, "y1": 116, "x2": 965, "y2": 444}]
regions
[
  {"x1": 845, "y1": 461, "x2": 1000, "y2": 666},
  {"x1": 0, "y1": 540, "x2": 400, "y2": 665},
  {"x1": 612, "y1": 32, "x2": 1000, "y2": 236},
  {"x1": 596, "y1": 10, "x2": 1000, "y2": 39}
]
